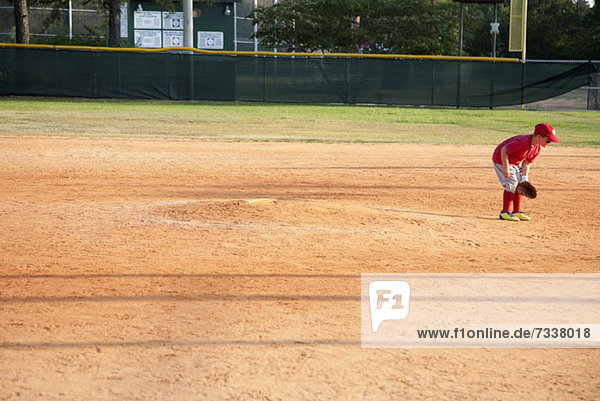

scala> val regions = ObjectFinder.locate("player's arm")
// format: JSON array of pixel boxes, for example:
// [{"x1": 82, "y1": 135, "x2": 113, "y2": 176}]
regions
[
  {"x1": 521, "y1": 160, "x2": 531, "y2": 182},
  {"x1": 500, "y1": 146, "x2": 510, "y2": 178}
]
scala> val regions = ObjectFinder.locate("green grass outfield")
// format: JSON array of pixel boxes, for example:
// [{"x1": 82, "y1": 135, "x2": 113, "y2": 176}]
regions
[{"x1": 1, "y1": 98, "x2": 599, "y2": 147}]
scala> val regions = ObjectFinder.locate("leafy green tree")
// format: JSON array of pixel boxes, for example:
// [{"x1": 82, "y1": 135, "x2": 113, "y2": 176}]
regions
[
  {"x1": 581, "y1": 1, "x2": 600, "y2": 59},
  {"x1": 356, "y1": 0, "x2": 458, "y2": 54},
  {"x1": 250, "y1": 0, "x2": 458, "y2": 55},
  {"x1": 250, "y1": 0, "x2": 361, "y2": 53},
  {"x1": 526, "y1": 0, "x2": 589, "y2": 59},
  {"x1": 252, "y1": 0, "x2": 597, "y2": 59}
]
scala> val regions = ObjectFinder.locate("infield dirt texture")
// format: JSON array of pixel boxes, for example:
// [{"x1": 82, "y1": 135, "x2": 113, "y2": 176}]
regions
[{"x1": 1, "y1": 135, "x2": 599, "y2": 400}]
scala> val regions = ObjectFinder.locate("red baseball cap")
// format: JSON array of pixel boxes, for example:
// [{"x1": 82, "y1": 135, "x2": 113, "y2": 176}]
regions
[{"x1": 534, "y1": 123, "x2": 559, "y2": 143}]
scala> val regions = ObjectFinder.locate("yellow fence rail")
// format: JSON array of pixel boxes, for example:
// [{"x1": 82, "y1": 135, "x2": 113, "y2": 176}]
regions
[{"x1": 0, "y1": 42, "x2": 520, "y2": 63}]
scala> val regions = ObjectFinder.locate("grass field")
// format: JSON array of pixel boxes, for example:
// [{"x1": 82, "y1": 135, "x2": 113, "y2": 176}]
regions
[{"x1": 1, "y1": 97, "x2": 599, "y2": 146}]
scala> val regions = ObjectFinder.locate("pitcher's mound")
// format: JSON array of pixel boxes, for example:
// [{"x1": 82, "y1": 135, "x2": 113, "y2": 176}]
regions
[{"x1": 246, "y1": 198, "x2": 277, "y2": 205}]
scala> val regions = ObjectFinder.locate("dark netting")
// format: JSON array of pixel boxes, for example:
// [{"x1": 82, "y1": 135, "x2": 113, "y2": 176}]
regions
[{"x1": 0, "y1": 46, "x2": 596, "y2": 107}]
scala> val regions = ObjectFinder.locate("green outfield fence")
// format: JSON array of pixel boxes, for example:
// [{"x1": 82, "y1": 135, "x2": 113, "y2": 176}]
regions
[{"x1": 0, "y1": 44, "x2": 597, "y2": 108}]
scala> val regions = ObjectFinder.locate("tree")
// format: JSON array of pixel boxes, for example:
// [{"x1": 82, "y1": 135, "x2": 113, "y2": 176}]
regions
[
  {"x1": 582, "y1": 1, "x2": 600, "y2": 58},
  {"x1": 76, "y1": 0, "x2": 123, "y2": 47},
  {"x1": 356, "y1": 0, "x2": 458, "y2": 55},
  {"x1": 526, "y1": 0, "x2": 587, "y2": 59},
  {"x1": 106, "y1": 0, "x2": 121, "y2": 47},
  {"x1": 250, "y1": 0, "x2": 361, "y2": 53},
  {"x1": 250, "y1": 0, "x2": 458, "y2": 55},
  {"x1": 13, "y1": 0, "x2": 30, "y2": 44},
  {"x1": 252, "y1": 0, "x2": 597, "y2": 59}
]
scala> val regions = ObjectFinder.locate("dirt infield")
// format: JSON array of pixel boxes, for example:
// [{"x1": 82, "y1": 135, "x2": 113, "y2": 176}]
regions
[{"x1": 1, "y1": 136, "x2": 599, "y2": 400}]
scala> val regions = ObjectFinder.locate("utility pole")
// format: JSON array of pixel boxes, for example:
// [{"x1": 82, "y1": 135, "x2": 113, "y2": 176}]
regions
[
  {"x1": 491, "y1": 2, "x2": 499, "y2": 57},
  {"x1": 458, "y1": 2, "x2": 464, "y2": 56}
]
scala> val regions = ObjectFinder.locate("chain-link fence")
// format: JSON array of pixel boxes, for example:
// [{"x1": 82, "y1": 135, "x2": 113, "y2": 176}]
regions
[
  {"x1": 0, "y1": 0, "x2": 105, "y2": 45},
  {"x1": 234, "y1": 0, "x2": 277, "y2": 52},
  {"x1": 1, "y1": 0, "x2": 273, "y2": 50}
]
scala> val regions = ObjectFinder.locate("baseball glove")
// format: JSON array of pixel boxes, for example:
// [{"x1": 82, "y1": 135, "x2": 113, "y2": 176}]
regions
[{"x1": 516, "y1": 181, "x2": 537, "y2": 199}]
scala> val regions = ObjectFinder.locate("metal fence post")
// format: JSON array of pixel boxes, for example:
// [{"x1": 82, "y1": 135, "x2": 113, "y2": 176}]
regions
[
  {"x1": 262, "y1": 56, "x2": 266, "y2": 102},
  {"x1": 456, "y1": 61, "x2": 462, "y2": 108},
  {"x1": 431, "y1": 59, "x2": 435, "y2": 106}
]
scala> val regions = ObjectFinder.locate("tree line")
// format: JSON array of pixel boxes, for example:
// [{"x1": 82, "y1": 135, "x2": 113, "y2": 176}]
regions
[
  {"x1": 249, "y1": 0, "x2": 599, "y2": 59},
  {"x1": 11, "y1": 0, "x2": 600, "y2": 59}
]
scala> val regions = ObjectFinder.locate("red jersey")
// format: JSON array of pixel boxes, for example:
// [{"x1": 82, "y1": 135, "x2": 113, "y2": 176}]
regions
[{"x1": 492, "y1": 134, "x2": 541, "y2": 165}]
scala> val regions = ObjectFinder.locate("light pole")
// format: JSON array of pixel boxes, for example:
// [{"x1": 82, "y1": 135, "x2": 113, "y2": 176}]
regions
[
  {"x1": 183, "y1": 0, "x2": 193, "y2": 48},
  {"x1": 490, "y1": 2, "x2": 499, "y2": 57}
]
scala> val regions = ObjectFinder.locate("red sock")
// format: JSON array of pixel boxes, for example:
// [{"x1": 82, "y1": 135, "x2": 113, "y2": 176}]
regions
[
  {"x1": 513, "y1": 193, "x2": 522, "y2": 213},
  {"x1": 502, "y1": 190, "x2": 514, "y2": 213}
]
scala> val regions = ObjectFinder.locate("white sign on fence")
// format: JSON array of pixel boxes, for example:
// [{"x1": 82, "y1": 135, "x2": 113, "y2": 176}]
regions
[
  {"x1": 197, "y1": 31, "x2": 224, "y2": 50},
  {"x1": 134, "y1": 30, "x2": 162, "y2": 48},
  {"x1": 134, "y1": 11, "x2": 162, "y2": 30},
  {"x1": 120, "y1": 2, "x2": 128, "y2": 38},
  {"x1": 162, "y1": 12, "x2": 184, "y2": 30},
  {"x1": 163, "y1": 31, "x2": 184, "y2": 47}
]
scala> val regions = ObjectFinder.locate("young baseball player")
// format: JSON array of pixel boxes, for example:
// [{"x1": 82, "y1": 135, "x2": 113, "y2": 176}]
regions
[{"x1": 492, "y1": 123, "x2": 559, "y2": 221}]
